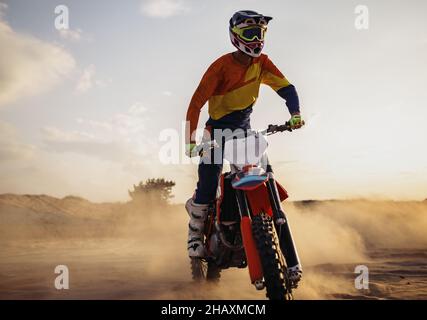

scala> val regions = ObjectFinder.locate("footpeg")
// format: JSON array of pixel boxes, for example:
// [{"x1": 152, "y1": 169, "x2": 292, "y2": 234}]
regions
[
  {"x1": 287, "y1": 265, "x2": 302, "y2": 288},
  {"x1": 274, "y1": 209, "x2": 286, "y2": 225},
  {"x1": 275, "y1": 217, "x2": 286, "y2": 225},
  {"x1": 254, "y1": 279, "x2": 265, "y2": 290}
]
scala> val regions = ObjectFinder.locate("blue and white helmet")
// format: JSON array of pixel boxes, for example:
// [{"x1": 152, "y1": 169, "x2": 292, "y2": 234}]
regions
[{"x1": 229, "y1": 10, "x2": 273, "y2": 57}]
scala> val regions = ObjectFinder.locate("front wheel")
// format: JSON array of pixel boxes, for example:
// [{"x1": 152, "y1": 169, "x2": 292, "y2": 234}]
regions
[{"x1": 252, "y1": 214, "x2": 292, "y2": 300}]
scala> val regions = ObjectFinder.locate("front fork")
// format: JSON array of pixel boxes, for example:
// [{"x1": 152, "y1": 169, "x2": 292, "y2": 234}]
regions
[
  {"x1": 235, "y1": 188, "x2": 264, "y2": 286},
  {"x1": 265, "y1": 165, "x2": 302, "y2": 273},
  {"x1": 232, "y1": 165, "x2": 302, "y2": 286}
]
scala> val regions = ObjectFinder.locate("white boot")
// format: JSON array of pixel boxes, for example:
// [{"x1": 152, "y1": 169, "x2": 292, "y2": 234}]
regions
[{"x1": 185, "y1": 198, "x2": 209, "y2": 257}]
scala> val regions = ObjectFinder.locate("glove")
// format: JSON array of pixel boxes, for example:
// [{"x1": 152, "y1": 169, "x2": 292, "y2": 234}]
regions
[
  {"x1": 185, "y1": 143, "x2": 197, "y2": 158},
  {"x1": 288, "y1": 114, "x2": 305, "y2": 129}
]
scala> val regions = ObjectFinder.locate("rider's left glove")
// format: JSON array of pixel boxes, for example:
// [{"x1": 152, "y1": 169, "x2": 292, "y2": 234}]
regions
[
  {"x1": 288, "y1": 114, "x2": 305, "y2": 130},
  {"x1": 185, "y1": 143, "x2": 197, "y2": 158}
]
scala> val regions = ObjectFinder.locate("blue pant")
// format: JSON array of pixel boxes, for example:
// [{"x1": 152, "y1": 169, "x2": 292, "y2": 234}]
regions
[
  {"x1": 194, "y1": 160, "x2": 223, "y2": 204},
  {"x1": 194, "y1": 113, "x2": 252, "y2": 204}
]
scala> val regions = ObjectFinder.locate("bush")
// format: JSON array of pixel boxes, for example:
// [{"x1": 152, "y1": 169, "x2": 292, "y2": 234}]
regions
[{"x1": 128, "y1": 178, "x2": 176, "y2": 206}]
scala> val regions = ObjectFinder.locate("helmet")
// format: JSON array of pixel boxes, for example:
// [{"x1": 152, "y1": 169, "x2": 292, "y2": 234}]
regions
[{"x1": 229, "y1": 10, "x2": 273, "y2": 58}]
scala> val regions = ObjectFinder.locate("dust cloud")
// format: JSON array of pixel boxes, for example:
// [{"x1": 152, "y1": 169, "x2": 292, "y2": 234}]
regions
[{"x1": 0, "y1": 195, "x2": 426, "y2": 299}]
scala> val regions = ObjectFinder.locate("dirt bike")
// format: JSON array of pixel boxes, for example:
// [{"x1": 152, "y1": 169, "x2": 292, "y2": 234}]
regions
[{"x1": 190, "y1": 122, "x2": 302, "y2": 300}]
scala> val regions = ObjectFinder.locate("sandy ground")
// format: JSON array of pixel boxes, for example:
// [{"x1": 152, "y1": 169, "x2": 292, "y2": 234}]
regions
[{"x1": 0, "y1": 195, "x2": 426, "y2": 300}]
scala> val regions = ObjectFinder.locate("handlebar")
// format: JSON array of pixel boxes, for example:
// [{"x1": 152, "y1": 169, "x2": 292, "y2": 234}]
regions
[
  {"x1": 264, "y1": 121, "x2": 293, "y2": 135},
  {"x1": 192, "y1": 122, "x2": 294, "y2": 157}
]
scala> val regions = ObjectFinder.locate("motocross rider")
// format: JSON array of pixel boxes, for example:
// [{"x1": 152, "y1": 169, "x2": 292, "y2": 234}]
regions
[{"x1": 185, "y1": 10, "x2": 304, "y2": 280}]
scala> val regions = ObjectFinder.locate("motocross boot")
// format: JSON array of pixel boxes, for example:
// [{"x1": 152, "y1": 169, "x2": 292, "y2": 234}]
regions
[{"x1": 185, "y1": 198, "x2": 209, "y2": 257}]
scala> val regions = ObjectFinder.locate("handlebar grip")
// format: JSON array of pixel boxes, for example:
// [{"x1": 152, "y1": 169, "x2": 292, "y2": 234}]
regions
[
  {"x1": 267, "y1": 123, "x2": 291, "y2": 133},
  {"x1": 267, "y1": 124, "x2": 278, "y2": 133}
]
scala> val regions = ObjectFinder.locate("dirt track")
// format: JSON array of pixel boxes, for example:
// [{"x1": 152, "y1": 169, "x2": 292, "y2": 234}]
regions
[
  {"x1": 1, "y1": 195, "x2": 426, "y2": 300},
  {"x1": 1, "y1": 239, "x2": 426, "y2": 300}
]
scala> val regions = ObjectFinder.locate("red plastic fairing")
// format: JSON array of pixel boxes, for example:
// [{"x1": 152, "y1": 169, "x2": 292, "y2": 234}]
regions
[{"x1": 246, "y1": 180, "x2": 288, "y2": 217}]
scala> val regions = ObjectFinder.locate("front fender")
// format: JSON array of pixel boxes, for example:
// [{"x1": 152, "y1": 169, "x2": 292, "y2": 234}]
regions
[{"x1": 245, "y1": 181, "x2": 288, "y2": 217}]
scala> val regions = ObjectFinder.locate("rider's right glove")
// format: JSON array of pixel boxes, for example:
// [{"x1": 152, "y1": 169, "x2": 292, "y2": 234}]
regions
[
  {"x1": 288, "y1": 114, "x2": 305, "y2": 130},
  {"x1": 185, "y1": 143, "x2": 197, "y2": 158}
]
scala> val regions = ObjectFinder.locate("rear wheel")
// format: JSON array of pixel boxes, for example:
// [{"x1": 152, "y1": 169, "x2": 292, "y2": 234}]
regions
[
  {"x1": 190, "y1": 258, "x2": 221, "y2": 282},
  {"x1": 252, "y1": 214, "x2": 291, "y2": 300}
]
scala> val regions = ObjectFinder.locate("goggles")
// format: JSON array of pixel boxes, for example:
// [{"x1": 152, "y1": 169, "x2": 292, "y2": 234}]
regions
[{"x1": 232, "y1": 25, "x2": 266, "y2": 42}]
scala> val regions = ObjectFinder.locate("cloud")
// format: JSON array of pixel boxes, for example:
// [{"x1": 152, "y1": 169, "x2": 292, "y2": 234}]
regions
[
  {"x1": 0, "y1": 7, "x2": 75, "y2": 107},
  {"x1": 59, "y1": 28, "x2": 83, "y2": 41},
  {"x1": 141, "y1": 0, "x2": 189, "y2": 18},
  {"x1": 0, "y1": 121, "x2": 35, "y2": 162},
  {"x1": 76, "y1": 118, "x2": 113, "y2": 131},
  {"x1": 128, "y1": 102, "x2": 148, "y2": 116},
  {"x1": 41, "y1": 103, "x2": 154, "y2": 165},
  {"x1": 58, "y1": 28, "x2": 93, "y2": 43},
  {"x1": 75, "y1": 65, "x2": 96, "y2": 93},
  {"x1": 41, "y1": 126, "x2": 97, "y2": 143},
  {"x1": 75, "y1": 65, "x2": 112, "y2": 94},
  {"x1": 41, "y1": 126, "x2": 132, "y2": 163}
]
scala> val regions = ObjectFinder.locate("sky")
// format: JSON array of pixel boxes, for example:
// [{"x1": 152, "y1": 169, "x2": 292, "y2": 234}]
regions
[{"x1": 0, "y1": 0, "x2": 426, "y2": 202}]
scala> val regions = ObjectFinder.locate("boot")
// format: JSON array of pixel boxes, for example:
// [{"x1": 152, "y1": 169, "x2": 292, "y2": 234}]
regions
[{"x1": 185, "y1": 198, "x2": 209, "y2": 257}]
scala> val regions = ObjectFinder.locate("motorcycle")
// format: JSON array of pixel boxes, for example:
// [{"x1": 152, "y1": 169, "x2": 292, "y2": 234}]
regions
[{"x1": 190, "y1": 122, "x2": 302, "y2": 300}]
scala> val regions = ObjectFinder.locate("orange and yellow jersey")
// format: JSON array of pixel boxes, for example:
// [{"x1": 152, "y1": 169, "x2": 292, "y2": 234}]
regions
[{"x1": 186, "y1": 52, "x2": 299, "y2": 142}]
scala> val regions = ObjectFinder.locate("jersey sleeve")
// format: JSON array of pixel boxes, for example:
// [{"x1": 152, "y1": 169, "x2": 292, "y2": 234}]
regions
[
  {"x1": 261, "y1": 56, "x2": 300, "y2": 115},
  {"x1": 186, "y1": 61, "x2": 221, "y2": 143},
  {"x1": 261, "y1": 56, "x2": 291, "y2": 91}
]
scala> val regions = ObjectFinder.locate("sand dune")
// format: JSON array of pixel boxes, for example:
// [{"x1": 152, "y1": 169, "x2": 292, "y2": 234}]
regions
[{"x1": 0, "y1": 194, "x2": 426, "y2": 300}]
